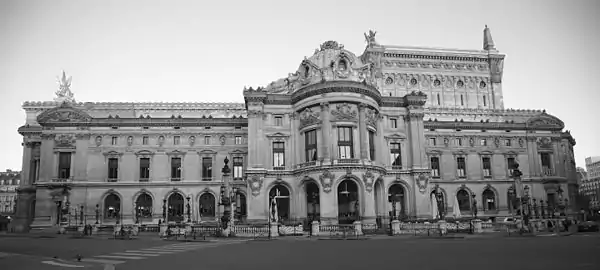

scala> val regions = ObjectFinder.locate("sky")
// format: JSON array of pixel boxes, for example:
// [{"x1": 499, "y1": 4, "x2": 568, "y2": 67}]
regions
[{"x1": 0, "y1": 0, "x2": 598, "y2": 171}]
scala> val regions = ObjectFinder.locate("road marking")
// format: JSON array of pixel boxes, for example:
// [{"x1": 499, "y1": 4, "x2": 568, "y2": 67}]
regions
[
  {"x1": 0, "y1": 252, "x2": 14, "y2": 258},
  {"x1": 81, "y1": 258, "x2": 126, "y2": 264},
  {"x1": 95, "y1": 255, "x2": 146, "y2": 260},
  {"x1": 41, "y1": 260, "x2": 86, "y2": 268},
  {"x1": 125, "y1": 250, "x2": 176, "y2": 254},
  {"x1": 113, "y1": 252, "x2": 160, "y2": 257}
]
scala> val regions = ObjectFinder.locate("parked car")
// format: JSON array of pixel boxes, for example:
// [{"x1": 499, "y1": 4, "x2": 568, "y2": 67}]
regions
[{"x1": 578, "y1": 221, "x2": 599, "y2": 232}]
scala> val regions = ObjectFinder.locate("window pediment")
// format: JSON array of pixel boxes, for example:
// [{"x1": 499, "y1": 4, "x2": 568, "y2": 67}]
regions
[
  {"x1": 384, "y1": 133, "x2": 407, "y2": 142},
  {"x1": 103, "y1": 151, "x2": 123, "y2": 157},
  {"x1": 229, "y1": 149, "x2": 247, "y2": 156},
  {"x1": 134, "y1": 150, "x2": 154, "y2": 158},
  {"x1": 266, "y1": 132, "x2": 290, "y2": 140},
  {"x1": 479, "y1": 150, "x2": 494, "y2": 156},
  {"x1": 452, "y1": 150, "x2": 468, "y2": 156},
  {"x1": 503, "y1": 151, "x2": 519, "y2": 157},
  {"x1": 166, "y1": 150, "x2": 186, "y2": 157},
  {"x1": 426, "y1": 149, "x2": 442, "y2": 155},
  {"x1": 198, "y1": 149, "x2": 217, "y2": 156}
]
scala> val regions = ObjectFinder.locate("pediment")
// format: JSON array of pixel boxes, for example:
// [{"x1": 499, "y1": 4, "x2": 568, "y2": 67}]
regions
[
  {"x1": 453, "y1": 150, "x2": 468, "y2": 156},
  {"x1": 479, "y1": 150, "x2": 494, "y2": 156},
  {"x1": 526, "y1": 112, "x2": 564, "y2": 130},
  {"x1": 229, "y1": 149, "x2": 248, "y2": 155},
  {"x1": 266, "y1": 132, "x2": 290, "y2": 138},
  {"x1": 134, "y1": 150, "x2": 154, "y2": 157},
  {"x1": 198, "y1": 149, "x2": 217, "y2": 155},
  {"x1": 103, "y1": 150, "x2": 123, "y2": 157},
  {"x1": 166, "y1": 150, "x2": 186, "y2": 156},
  {"x1": 37, "y1": 102, "x2": 92, "y2": 124},
  {"x1": 384, "y1": 133, "x2": 407, "y2": 140}
]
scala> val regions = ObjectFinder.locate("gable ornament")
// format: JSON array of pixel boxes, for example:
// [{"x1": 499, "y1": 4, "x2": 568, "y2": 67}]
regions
[
  {"x1": 362, "y1": 171, "x2": 375, "y2": 192},
  {"x1": 319, "y1": 170, "x2": 335, "y2": 193},
  {"x1": 331, "y1": 103, "x2": 357, "y2": 121},
  {"x1": 248, "y1": 175, "x2": 264, "y2": 196}
]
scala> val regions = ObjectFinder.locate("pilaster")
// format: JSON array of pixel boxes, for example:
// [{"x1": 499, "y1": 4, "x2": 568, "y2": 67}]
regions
[
  {"x1": 21, "y1": 142, "x2": 33, "y2": 185},
  {"x1": 320, "y1": 102, "x2": 331, "y2": 162},
  {"x1": 358, "y1": 103, "x2": 368, "y2": 160},
  {"x1": 406, "y1": 109, "x2": 427, "y2": 169}
]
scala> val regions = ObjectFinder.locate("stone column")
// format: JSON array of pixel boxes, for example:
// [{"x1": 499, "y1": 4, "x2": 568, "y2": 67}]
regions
[
  {"x1": 406, "y1": 110, "x2": 427, "y2": 169},
  {"x1": 21, "y1": 142, "x2": 33, "y2": 185},
  {"x1": 358, "y1": 103, "x2": 368, "y2": 160},
  {"x1": 294, "y1": 116, "x2": 302, "y2": 165},
  {"x1": 289, "y1": 113, "x2": 296, "y2": 169},
  {"x1": 376, "y1": 114, "x2": 385, "y2": 166},
  {"x1": 320, "y1": 102, "x2": 331, "y2": 162}
]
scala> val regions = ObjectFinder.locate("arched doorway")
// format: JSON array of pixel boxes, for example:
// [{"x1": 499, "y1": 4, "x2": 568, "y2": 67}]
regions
[
  {"x1": 338, "y1": 179, "x2": 359, "y2": 224},
  {"x1": 269, "y1": 185, "x2": 290, "y2": 222},
  {"x1": 482, "y1": 189, "x2": 496, "y2": 211},
  {"x1": 168, "y1": 193, "x2": 185, "y2": 222},
  {"x1": 235, "y1": 193, "x2": 247, "y2": 222},
  {"x1": 388, "y1": 184, "x2": 406, "y2": 219},
  {"x1": 305, "y1": 182, "x2": 320, "y2": 222},
  {"x1": 135, "y1": 193, "x2": 153, "y2": 220},
  {"x1": 431, "y1": 188, "x2": 446, "y2": 219},
  {"x1": 199, "y1": 193, "x2": 216, "y2": 220},
  {"x1": 104, "y1": 194, "x2": 121, "y2": 220},
  {"x1": 457, "y1": 189, "x2": 471, "y2": 213}
]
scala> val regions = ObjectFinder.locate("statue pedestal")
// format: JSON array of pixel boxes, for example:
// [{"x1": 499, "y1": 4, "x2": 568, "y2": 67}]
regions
[
  {"x1": 311, "y1": 221, "x2": 320, "y2": 236},
  {"x1": 59, "y1": 225, "x2": 67, "y2": 234},
  {"x1": 159, "y1": 224, "x2": 168, "y2": 237},
  {"x1": 132, "y1": 224, "x2": 140, "y2": 236},
  {"x1": 391, "y1": 220, "x2": 400, "y2": 235},
  {"x1": 472, "y1": 219, "x2": 483, "y2": 234},
  {"x1": 92, "y1": 224, "x2": 99, "y2": 234},
  {"x1": 437, "y1": 220, "x2": 447, "y2": 235},
  {"x1": 269, "y1": 222, "x2": 279, "y2": 238},
  {"x1": 353, "y1": 221, "x2": 363, "y2": 236}
]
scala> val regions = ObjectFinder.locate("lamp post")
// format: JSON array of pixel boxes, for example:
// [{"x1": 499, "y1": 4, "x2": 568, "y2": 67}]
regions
[
  {"x1": 557, "y1": 186, "x2": 564, "y2": 216},
  {"x1": 220, "y1": 157, "x2": 232, "y2": 230},
  {"x1": 162, "y1": 199, "x2": 167, "y2": 222},
  {"x1": 471, "y1": 194, "x2": 478, "y2": 219},
  {"x1": 95, "y1": 204, "x2": 99, "y2": 224},
  {"x1": 186, "y1": 196, "x2": 191, "y2": 223},
  {"x1": 80, "y1": 205, "x2": 84, "y2": 225},
  {"x1": 434, "y1": 185, "x2": 445, "y2": 220},
  {"x1": 539, "y1": 200, "x2": 546, "y2": 219},
  {"x1": 523, "y1": 185, "x2": 531, "y2": 225}
]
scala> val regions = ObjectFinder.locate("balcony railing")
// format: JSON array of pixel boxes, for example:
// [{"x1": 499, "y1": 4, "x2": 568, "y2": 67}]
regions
[
  {"x1": 273, "y1": 166, "x2": 286, "y2": 171},
  {"x1": 457, "y1": 169, "x2": 466, "y2": 178},
  {"x1": 139, "y1": 178, "x2": 149, "y2": 182},
  {"x1": 51, "y1": 178, "x2": 72, "y2": 183},
  {"x1": 335, "y1": 159, "x2": 360, "y2": 164},
  {"x1": 542, "y1": 167, "x2": 555, "y2": 176},
  {"x1": 170, "y1": 178, "x2": 181, "y2": 182},
  {"x1": 431, "y1": 169, "x2": 440, "y2": 178},
  {"x1": 483, "y1": 169, "x2": 491, "y2": 178},
  {"x1": 107, "y1": 178, "x2": 118, "y2": 182}
]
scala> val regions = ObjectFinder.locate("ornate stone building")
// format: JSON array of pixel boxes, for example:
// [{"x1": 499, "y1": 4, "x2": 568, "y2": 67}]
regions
[
  {"x1": 0, "y1": 170, "x2": 20, "y2": 215},
  {"x1": 14, "y1": 27, "x2": 578, "y2": 231}
]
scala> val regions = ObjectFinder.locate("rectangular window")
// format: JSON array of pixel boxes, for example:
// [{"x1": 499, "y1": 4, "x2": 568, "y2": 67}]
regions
[
  {"x1": 456, "y1": 138, "x2": 463, "y2": 146},
  {"x1": 139, "y1": 158, "x2": 150, "y2": 181},
  {"x1": 505, "y1": 139, "x2": 512, "y2": 147},
  {"x1": 235, "y1": 136, "x2": 242, "y2": 145},
  {"x1": 390, "y1": 143, "x2": 402, "y2": 169},
  {"x1": 507, "y1": 157, "x2": 516, "y2": 176},
  {"x1": 541, "y1": 153, "x2": 553, "y2": 175},
  {"x1": 233, "y1": 157, "x2": 243, "y2": 179},
  {"x1": 58, "y1": 152, "x2": 71, "y2": 179},
  {"x1": 204, "y1": 136, "x2": 211, "y2": 145},
  {"x1": 273, "y1": 142, "x2": 285, "y2": 168},
  {"x1": 368, "y1": 130, "x2": 376, "y2": 161},
  {"x1": 430, "y1": 156, "x2": 440, "y2": 177},
  {"x1": 429, "y1": 138, "x2": 437, "y2": 146},
  {"x1": 483, "y1": 95, "x2": 487, "y2": 106},
  {"x1": 111, "y1": 136, "x2": 118, "y2": 145},
  {"x1": 202, "y1": 157, "x2": 212, "y2": 180},
  {"x1": 437, "y1": 93, "x2": 441, "y2": 106},
  {"x1": 274, "y1": 116, "x2": 283, "y2": 126},
  {"x1": 142, "y1": 136, "x2": 149, "y2": 145},
  {"x1": 456, "y1": 157, "x2": 466, "y2": 178},
  {"x1": 390, "y1": 118, "x2": 397, "y2": 128},
  {"x1": 460, "y1": 95, "x2": 464, "y2": 106},
  {"x1": 108, "y1": 158, "x2": 119, "y2": 181},
  {"x1": 305, "y1": 130, "x2": 318, "y2": 162},
  {"x1": 482, "y1": 157, "x2": 492, "y2": 178},
  {"x1": 480, "y1": 139, "x2": 487, "y2": 146},
  {"x1": 171, "y1": 157, "x2": 182, "y2": 180},
  {"x1": 173, "y1": 136, "x2": 180, "y2": 145},
  {"x1": 337, "y1": 127, "x2": 354, "y2": 159}
]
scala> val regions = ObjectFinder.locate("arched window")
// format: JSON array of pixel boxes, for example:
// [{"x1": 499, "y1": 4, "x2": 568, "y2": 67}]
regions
[
  {"x1": 168, "y1": 193, "x2": 185, "y2": 222},
  {"x1": 236, "y1": 193, "x2": 247, "y2": 221},
  {"x1": 135, "y1": 193, "x2": 153, "y2": 218},
  {"x1": 104, "y1": 194, "x2": 121, "y2": 219},
  {"x1": 269, "y1": 185, "x2": 290, "y2": 222},
  {"x1": 199, "y1": 193, "x2": 216, "y2": 218},
  {"x1": 482, "y1": 189, "x2": 496, "y2": 211},
  {"x1": 337, "y1": 180, "x2": 359, "y2": 224},
  {"x1": 338, "y1": 60, "x2": 347, "y2": 71},
  {"x1": 456, "y1": 189, "x2": 471, "y2": 212},
  {"x1": 388, "y1": 184, "x2": 406, "y2": 218}
]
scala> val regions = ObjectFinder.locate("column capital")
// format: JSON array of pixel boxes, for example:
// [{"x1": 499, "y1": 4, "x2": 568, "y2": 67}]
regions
[
  {"x1": 358, "y1": 103, "x2": 368, "y2": 111},
  {"x1": 320, "y1": 102, "x2": 329, "y2": 108}
]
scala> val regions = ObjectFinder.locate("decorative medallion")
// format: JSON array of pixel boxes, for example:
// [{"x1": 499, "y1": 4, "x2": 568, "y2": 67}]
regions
[
  {"x1": 189, "y1": 136, "x2": 196, "y2": 146},
  {"x1": 536, "y1": 137, "x2": 552, "y2": 149},
  {"x1": 479, "y1": 81, "x2": 486, "y2": 88},
  {"x1": 331, "y1": 103, "x2": 357, "y2": 121},
  {"x1": 410, "y1": 78, "x2": 418, "y2": 86},
  {"x1": 127, "y1": 136, "x2": 134, "y2": 146},
  {"x1": 433, "y1": 79, "x2": 441, "y2": 87},
  {"x1": 54, "y1": 134, "x2": 76, "y2": 148},
  {"x1": 416, "y1": 174, "x2": 429, "y2": 194},
  {"x1": 319, "y1": 170, "x2": 336, "y2": 193},
  {"x1": 365, "y1": 108, "x2": 378, "y2": 127},
  {"x1": 158, "y1": 136, "x2": 165, "y2": 147},
  {"x1": 95, "y1": 136, "x2": 102, "y2": 147},
  {"x1": 219, "y1": 135, "x2": 226, "y2": 146},
  {"x1": 494, "y1": 137, "x2": 500, "y2": 148},
  {"x1": 385, "y1": 77, "x2": 393, "y2": 85},
  {"x1": 299, "y1": 107, "x2": 321, "y2": 128},
  {"x1": 362, "y1": 171, "x2": 375, "y2": 192},
  {"x1": 457, "y1": 80, "x2": 464, "y2": 88},
  {"x1": 248, "y1": 175, "x2": 263, "y2": 196}
]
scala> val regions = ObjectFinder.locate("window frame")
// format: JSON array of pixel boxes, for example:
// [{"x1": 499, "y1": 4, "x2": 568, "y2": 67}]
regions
[
  {"x1": 337, "y1": 126, "x2": 354, "y2": 159},
  {"x1": 304, "y1": 129, "x2": 318, "y2": 162}
]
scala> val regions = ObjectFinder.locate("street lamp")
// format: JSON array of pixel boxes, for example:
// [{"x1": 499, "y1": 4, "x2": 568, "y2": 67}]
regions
[
  {"x1": 186, "y1": 196, "x2": 191, "y2": 223},
  {"x1": 80, "y1": 205, "x2": 84, "y2": 225},
  {"x1": 434, "y1": 185, "x2": 445, "y2": 220},
  {"x1": 220, "y1": 157, "x2": 233, "y2": 230},
  {"x1": 95, "y1": 204, "x2": 99, "y2": 224},
  {"x1": 557, "y1": 186, "x2": 564, "y2": 216},
  {"x1": 471, "y1": 194, "x2": 478, "y2": 219},
  {"x1": 162, "y1": 199, "x2": 167, "y2": 222}
]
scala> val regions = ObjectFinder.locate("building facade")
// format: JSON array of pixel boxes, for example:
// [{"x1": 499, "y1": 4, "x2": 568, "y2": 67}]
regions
[
  {"x1": 0, "y1": 170, "x2": 20, "y2": 215},
  {"x1": 581, "y1": 157, "x2": 600, "y2": 210},
  {"x1": 14, "y1": 27, "x2": 578, "y2": 231}
]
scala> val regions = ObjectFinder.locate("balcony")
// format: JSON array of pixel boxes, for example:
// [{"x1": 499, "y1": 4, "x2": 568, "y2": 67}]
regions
[
  {"x1": 51, "y1": 178, "x2": 72, "y2": 183},
  {"x1": 431, "y1": 169, "x2": 440, "y2": 178},
  {"x1": 483, "y1": 169, "x2": 492, "y2": 178},
  {"x1": 107, "y1": 178, "x2": 118, "y2": 183},
  {"x1": 139, "y1": 178, "x2": 149, "y2": 182},
  {"x1": 333, "y1": 159, "x2": 360, "y2": 165},
  {"x1": 273, "y1": 166, "x2": 286, "y2": 171},
  {"x1": 170, "y1": 178, "x2": 181, "y2": 182},
  {"x1": 542, "y1": 167, "x2": 555, "y2": 176}
]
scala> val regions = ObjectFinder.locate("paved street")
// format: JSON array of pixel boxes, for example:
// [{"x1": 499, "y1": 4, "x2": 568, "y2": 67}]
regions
[{"x1": 1, "y1": 234, "x2": 599, "y2": 270}]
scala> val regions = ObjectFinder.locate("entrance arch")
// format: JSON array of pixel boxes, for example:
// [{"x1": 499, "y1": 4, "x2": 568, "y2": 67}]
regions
[
  {"x1": 305, "y1": 181, "x2": 320, "y2": 221},
  {"x1": 104, "y1": 193, "x2": 121, "y2": 220},
  {"x1": 167, "y1": 193, "x2": 185, "y2": 222},
  {"x1": 269, "y1": 185, "x2": 290, "y2": 222},
  {"x1": 199, "y1": 193, "x2": 216, "y2": 219},
  {"x1": 338, "y1": 179, "x2": 359, "y2": 224},
  {"x1": 388, "y1": 184, "x2": 406, "y2": 219},
  {"x1": 135, "y1": 193, "x2": 153, "y2": 219}
]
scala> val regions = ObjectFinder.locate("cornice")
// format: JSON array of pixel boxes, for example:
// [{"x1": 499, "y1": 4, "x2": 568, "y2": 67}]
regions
[
  {"x1": 423, "y1": 120, "x2": 562, "y2": 131},
  {"x1": 291, "y1": 81, "x2": 381, "y2": 105},
  {"x1": 37, "y1": 118, "x2": 249, "y2": 128}
]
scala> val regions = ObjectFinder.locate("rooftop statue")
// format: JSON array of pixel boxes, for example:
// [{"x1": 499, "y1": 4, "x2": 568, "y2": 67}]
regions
[
  {"x1": 54, "y1": 71, "x2": 75, "y2": 103},
  {"x1": 364, "y1": 30, "x2": 379, "y2": 48}
]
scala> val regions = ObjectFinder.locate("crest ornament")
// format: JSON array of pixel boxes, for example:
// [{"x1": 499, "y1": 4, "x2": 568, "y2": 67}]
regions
[
  {"x1": 319, "y1": 170, "x2": 335, "y2": 193},
  {"x1": 537, "y1": 137, "x2": 552, "y2": 149},
  {"x1": 127, "y1": 136, "x2": 133, "y2": 146},
  {"x1": 416, "y1": 173, "x2": 430, "y2": 194},
  {"x1": 362, "y1": 171, "x2": 375, "y2": 192},
  {"x1": 365, "y1": 108, "x2": 378, "y2": 127},
  {"x1": 248, "y1": 175, "x2": 263, "y2": 196},
  {"x1": 494, "y1": 137, "x2": 500, "y2": 148},
  {"x1": 331, "y1": 103, "x2": 357, "y2": 121},
  {"x1": 158, "y1": 136, "x2": 165, "y2": 147},
  {"x1": 299, "y1": 107, "x2": 321, "y2": 128},
  {"x1": 219, "y1": 135, "x2": 226, "y2": 146},
  {"x1": 54, "y1": 71, "x2": 75, "y2": 103},
  {"x1": 95, "y1": 136, "x2": 102, "y2": 147},
  {"x1": 518, "y1": 138, "x2": 524, "y2": 147},
  {"x1": 54, "y1": 134, "x2": 76, "y2": 148},
  {"x1": 189, "y1": 136, "x2": 196, "y2": 146}
]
